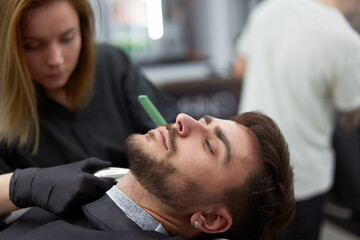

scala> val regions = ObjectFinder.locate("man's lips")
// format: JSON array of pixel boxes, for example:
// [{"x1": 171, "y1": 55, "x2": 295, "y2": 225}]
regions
[{"x1": 157, "y1": 127, "x2": 168, "y2": 150}]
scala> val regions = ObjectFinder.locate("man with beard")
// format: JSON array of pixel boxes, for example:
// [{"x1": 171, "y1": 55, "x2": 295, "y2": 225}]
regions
[{"x1": 0, "y1": 112, "x2": 295, "y2": 240}]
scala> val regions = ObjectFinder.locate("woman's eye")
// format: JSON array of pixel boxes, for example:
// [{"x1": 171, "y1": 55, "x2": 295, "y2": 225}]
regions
[
  {"x1": 62, "y1": 36, "x2": 75, "y2": 43},
  {"x1": 23, "y1": 43, "x2": 41, "y2": 50},
  {"x1": 206, "y1": 140, "x2": 214, "y2": 154}
]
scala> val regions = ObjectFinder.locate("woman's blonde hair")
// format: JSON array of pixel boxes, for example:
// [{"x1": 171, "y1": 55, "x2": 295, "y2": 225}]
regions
[{"x1": 0, "y1": 0, "x2": 96, "y2": 154}]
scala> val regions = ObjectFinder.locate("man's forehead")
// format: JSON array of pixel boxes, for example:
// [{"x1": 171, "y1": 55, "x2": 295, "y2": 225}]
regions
[
  {"x1": 223, "y1": 120, "x2": 258, "y2": 161},
  {"x1": 205, "y1": 116, "x2": 246, "y2": 131}
]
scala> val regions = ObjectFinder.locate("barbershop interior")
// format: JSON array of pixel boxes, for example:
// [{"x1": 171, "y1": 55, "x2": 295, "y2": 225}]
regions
[
  {"x1": 0, "y1": 0, "x2": 360, "y2": 239},
  {"x1": 92, "y1": 0, "x2": 360, "y2": 239}
]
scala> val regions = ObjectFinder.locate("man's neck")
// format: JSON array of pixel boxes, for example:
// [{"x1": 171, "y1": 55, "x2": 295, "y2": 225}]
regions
[{"x1": 115, "y1": 172, "x2": 196, "y2": 237}]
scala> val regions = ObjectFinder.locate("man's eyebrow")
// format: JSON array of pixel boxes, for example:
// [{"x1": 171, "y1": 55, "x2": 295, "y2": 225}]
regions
[
  {"x1": 204, "y1": 115, "x2": 212, "y2": 124},
  {"x1": 204, "y1": 115, "x2": 231, "y2": 164}
]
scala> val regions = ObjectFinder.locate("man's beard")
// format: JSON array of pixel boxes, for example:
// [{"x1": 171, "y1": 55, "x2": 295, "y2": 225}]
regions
[{"x1": 125, "y1": 130, "x2": 205, "y2": 211}]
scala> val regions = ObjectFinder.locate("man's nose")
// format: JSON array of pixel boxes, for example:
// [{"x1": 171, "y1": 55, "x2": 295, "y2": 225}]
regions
[
  {"x1": 47, "y1": 44, "x2": 64, "y2": 66},
  {"x1": 175, "y1": 113, "x2": 207, "y2": 137}
]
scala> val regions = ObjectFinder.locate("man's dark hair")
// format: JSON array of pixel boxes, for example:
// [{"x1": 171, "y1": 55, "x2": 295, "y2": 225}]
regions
[{"x1": 202, "y1": 111, "x2": 295, "y2": 240}]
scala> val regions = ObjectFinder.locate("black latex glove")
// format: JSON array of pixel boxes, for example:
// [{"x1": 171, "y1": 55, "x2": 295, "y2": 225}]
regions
[{"x1": 9, "y1": 158, "x2": 114, "y2": 217}]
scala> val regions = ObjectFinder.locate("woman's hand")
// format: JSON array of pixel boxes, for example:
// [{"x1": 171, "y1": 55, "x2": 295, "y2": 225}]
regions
[{"x1": 9, "y1": 158, "x2": 114, "y2": 217}]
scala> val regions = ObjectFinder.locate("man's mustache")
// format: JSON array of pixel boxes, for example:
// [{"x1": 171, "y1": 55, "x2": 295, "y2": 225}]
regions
[{"x1": 166, "y1": 123, "x2": 177, "y2": 154}]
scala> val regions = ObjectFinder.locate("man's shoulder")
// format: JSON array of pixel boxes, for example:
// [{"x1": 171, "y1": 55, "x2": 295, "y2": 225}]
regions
[
  {"x1": 0, "y1": 206, "x2": 187, "y2": 240},
  {"x1": 0, "y1": 207, "x2": 60, "y2": 239}
]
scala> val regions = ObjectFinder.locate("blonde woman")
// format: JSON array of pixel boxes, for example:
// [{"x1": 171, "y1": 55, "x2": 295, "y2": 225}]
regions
[
  {"x1": 0, "y1": 0, "x2": 177, "y2": 171},
  {"x1": 0, "y1": 0, "x2": 177, "y2": 218}
]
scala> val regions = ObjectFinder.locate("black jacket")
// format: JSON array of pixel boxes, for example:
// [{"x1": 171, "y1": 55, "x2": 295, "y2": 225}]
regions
[{"x1": 0, "y1": 194, "x2": 187, "y2": 240}]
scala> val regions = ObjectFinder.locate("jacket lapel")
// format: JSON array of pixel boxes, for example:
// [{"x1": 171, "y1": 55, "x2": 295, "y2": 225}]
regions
[{"x1": 82, "y1": 194, "x2": 141, "y2": 231}]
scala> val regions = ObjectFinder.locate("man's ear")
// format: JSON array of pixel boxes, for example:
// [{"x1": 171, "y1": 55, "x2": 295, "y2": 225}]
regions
[{"x1": 191, "y1": 207, "x2": 232, "y2": 234}]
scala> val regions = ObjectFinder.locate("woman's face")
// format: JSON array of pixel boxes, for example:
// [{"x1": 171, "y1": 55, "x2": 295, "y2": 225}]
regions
[{"x1": 21, "y1": 1, "x2": 82, "y2": 91}]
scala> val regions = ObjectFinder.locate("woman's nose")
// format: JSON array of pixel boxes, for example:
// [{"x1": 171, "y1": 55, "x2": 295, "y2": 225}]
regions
[
  {"x1": 175, "y1": 113, "x2": 206, "y2": 137},
  {"x1": 47, "y1": 44, "x2": 64, "y2": 66}
]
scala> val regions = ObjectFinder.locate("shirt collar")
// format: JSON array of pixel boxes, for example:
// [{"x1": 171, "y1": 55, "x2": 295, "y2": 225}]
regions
[{"x1": 106, "y1": 186, "x2": 169, "y2": 235}]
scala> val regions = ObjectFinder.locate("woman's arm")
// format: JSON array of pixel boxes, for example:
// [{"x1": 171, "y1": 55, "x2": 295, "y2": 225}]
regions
[
  {"x1": 3, "y1": 159, "x2": 113, "y2": 217},
  {"x1": 0, "y1": 173, "x2": 18, "y2": 215}
]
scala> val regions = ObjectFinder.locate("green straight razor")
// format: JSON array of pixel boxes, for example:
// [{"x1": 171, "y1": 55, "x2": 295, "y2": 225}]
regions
[{"x1": 138, "y1": 95, "x2": 167, "y2": 127}]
